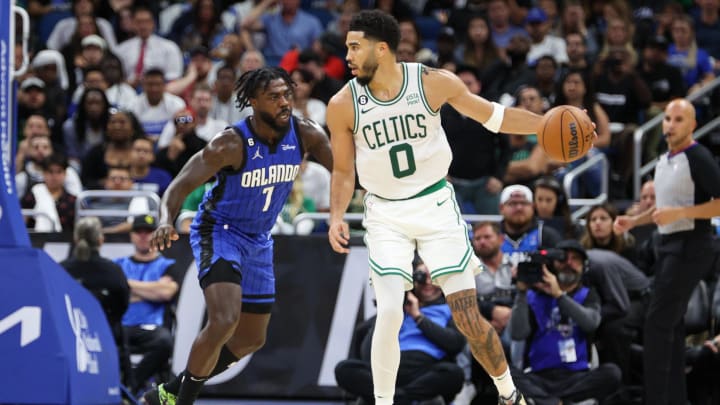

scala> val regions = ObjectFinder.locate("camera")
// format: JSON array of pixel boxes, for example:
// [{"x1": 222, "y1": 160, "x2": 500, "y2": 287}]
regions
[
  {"x1": 516, "y1": 248, "x2": 565, "y2": 284},
  {"x1": 413, "y1": 269, "x2": 428, "y2": 284}
]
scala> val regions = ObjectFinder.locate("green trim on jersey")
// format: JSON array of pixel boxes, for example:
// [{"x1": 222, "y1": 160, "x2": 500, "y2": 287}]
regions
[
  {"x1": 349, "y1": 80, "x2": 360, "y2": 134},
  {"x1": 364, "y1": 63, "x2": 409, "y2": 106},
  {"x1": 430, "y1": 245, "x2": 473, "y2": 279},
  {"x1": 417, "y1": 64, "x2": 439, "y2": 116},
  {"x1": 368, "y1": 256, "x2": 414, "y2": 282}
]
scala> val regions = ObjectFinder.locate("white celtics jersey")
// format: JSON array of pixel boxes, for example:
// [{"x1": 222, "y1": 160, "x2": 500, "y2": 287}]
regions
[{"x1": 349, "y1": 63, "x2": 452, "y2": 200}]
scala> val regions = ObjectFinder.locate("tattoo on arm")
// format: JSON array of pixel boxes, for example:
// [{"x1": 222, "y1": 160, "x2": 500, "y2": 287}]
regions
[{"x1": 448, "y1": 289, "x2": 508, "y2": 376}]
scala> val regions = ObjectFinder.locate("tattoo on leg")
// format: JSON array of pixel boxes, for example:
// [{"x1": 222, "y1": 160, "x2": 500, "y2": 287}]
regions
[{"x1": 448, "y1": 289, "x2": 508, "y2": 376}]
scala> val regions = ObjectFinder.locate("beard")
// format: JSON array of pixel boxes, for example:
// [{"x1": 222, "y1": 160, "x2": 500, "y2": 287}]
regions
[
  {"x1": 257, "y1": 109, "x2": 291, "y2": 132},
  {"x1": 356, "y1": 58, "x2": 379, "y2": 86},
  {"x1": 476, "y1": 246, "x2": 499, "y2": 262}
]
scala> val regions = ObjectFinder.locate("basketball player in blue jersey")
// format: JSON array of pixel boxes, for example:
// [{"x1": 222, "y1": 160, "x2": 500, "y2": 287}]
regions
[
  {"x1": 141, "y1": 67, "x2": 333, "y2": 405},
  {"x1": 326, "y1": 10, "x2": 573, "y2": 405}
]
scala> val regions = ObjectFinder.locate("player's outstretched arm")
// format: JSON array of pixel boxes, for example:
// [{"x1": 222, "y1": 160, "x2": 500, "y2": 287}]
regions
[
  {"x1": 326, "y1": 87, "x2": 356, "y2": 254},
  {"x1": 297, "y1": 118, "x2": 334, "y2": 172},
  {"x1": 423, "y1": 66, "x2": 541, "y2": 135},
  {"x1": 152, "y1": 129, "x2": 245, "y2": 251}
]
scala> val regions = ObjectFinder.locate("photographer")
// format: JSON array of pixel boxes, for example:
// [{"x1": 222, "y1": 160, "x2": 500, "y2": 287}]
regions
[
  {"x1": 335, "y1": 260, "x2": 465, "y2": 405},
  {"x1": 510, "y1": 240, "x2": 621, "y2": 405}
]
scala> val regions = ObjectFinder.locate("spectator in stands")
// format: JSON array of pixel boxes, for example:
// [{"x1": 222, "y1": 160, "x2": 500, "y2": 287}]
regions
[
  {"x1": 435, "y1": 27, "x2": 459, "y2": 70},
  {"x1": 46, "y1": 0, "x2": 117, "y2": 52},
  {"x1": 290, "y1": 68, "x2": 326, "y2": 127},
  {"x1": 21, "y1": 153, "x2": 78, "y2": 233},
  {"x1": 167, "y1": 46, "x2": 214, "y2": 104},
  {"x1": 558, "y1": 32, "x2": 591, "y2": 79},
  {"x1": 17, "y1": 77, "x2": 53, "y2": 138},
  {"x1": 16, "y1": 114, "x2": 53, "y2": 170},
  {"x1": 239, "y1": 49, "x2": 266, "y2": 75},
  {"x1": 68, "y1": 65, "x2": 108, "y2": 116},
  {"x1": 472, "y1": 221, "x2": 514, "y2": 341},
  {"x1": 487, "y1": 0, "x2": 527, "y2": 51},
  {"x1": 499, "y1": 184, "x2": 562, "y2": 267},
  {"x1": 297, "y1": 49, "x2": 343, "y2": 105},
  {"x1": 396, "y1": 39, "x2": 419, "y2": 63},
  {"x1": 208, "y1": 33, "x2": 244, "y2": 83},
  {"x1": 581, "y1": 203, "x2": 637, "y2": 264},
  {"x1": 504, "y1": 86, "x2": 551, "y2": 188},
  {"x1": 210, "y1": 65, "x2": 247, "y2": 124},
  {"x1": 553, "y1": 69, "x2": 611, "y2": 198},
  {"x1": 61, "y1": 216, "x2": 131, "y2": 387},
  {"x1": 81, "y1": 109, "x2": 143, "y2": 189},
  {"x1": 443, "y1": 65, "x2": 510, "y2": 215},
  {"x1": 68, "y1": 34, "x2": 107, "y2": 91},
  {"x1": 241, "y1": 0, "x2": 324, "y2": 67},
  {"x1": 596, "y1": 46, "x2": 652, "y2": 127},
  {"x1": 397, "y1": 18, "x2": 436, "y2": 65},
  {"x1": 59, "y1": 14, "x2": 105, "y2": 92},
  {"x1": 85, "y1": 165, "x2": 155, "y2": 233},
  {"x1": 668, "y1": 15, "x2": 716, "y2": 94},
  {"x1": 639, "y1": 35, "x2": 687, "y2": 161},
  {"x1": 111, "y1": 5, "x2": 135, "y2": 44},
  {"x1": 16, "y1": 134, "x2": 83, "y2": 198},
  {"x1": 655, "y1": 3, "x2": 685, "y2": 41},
  {"x1": 455, "y1": 15, "x2": 501, "y2": 75},
  {"x1": 168, "y1": 0, "x2": 228, "y2": 53},
  {"x1": 626, "y1": 180, "x2": 656, "y2": 217},
  {"x1": 101, "y1": 53, "x2": 137, "y2": 111},
  {"x1": 532, "y1": 176, "x2": 578, "y2": 239},
  {"x1": 335, "y1": 259, "x2": 466, "y2": 405},
  {"x1": 115, "y1": 5, "x2": 184, "y2": 86},
  {"x1": 597, "y1": 17, "x2": 638, "y2": 68},
  {"x1": 159, "y1": 85, "x2": 227, "y2": 147},
  {"x1": 274, "y1": 180, "x2": 316, "y2": 235},
  {"x1": 116, "y1": 215, "x2": 179, "y2": 394},
  {"x1": 155, "y1": 109, "x2": 208, "y2": 177},
  {"x1": 63, "y1": 87, "x2": 110, "y2": 166},
  {"x1": 531, "y1": 55, "x2": 558, "y2": 106},
  {"x1": 300, "y1": 154, "x2": 331, "y2": 213},
  {"x1": 510, "y1": 240, "x2": 622, "y2": 405},
  {"x1": 130, "y1": 68, "x2": 186, "y2": 141},
  {"x1": 691, "y1": 0, "x2": 720, "y2": 70},
  {"x1": 280, "y1": 32, "x2": 347, "y2": 82},
  {"x1": 481, "y1": 33, "x2": 535, "y2": 103},
  {"x1": 686, "y1": 277, "x2": 720, "y2": 405},
  {"x1": 30, "y1": 50, "x2": 69, "y2": 140},
  {"x1": 554, "y1": 0, "x2": 599, "y2": 59},
  {"x1": 373, "y1": 0, "x2": 414, "y2": 21},
  {"x1": 130, "y1": 137, "x2": 172, "y2": 197},
  {"x1": 525, "y1": 7, "x2": 568, "y2": 66}
]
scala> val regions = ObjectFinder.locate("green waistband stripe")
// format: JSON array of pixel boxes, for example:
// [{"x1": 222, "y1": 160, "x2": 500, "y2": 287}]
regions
[{"x1": 375, "y1": 178, "x2": 446, "y2": 201}]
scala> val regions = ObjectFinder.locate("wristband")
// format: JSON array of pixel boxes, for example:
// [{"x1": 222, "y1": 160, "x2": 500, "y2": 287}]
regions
[{"x1": 484, "y1": 102, "x2": 505, "y2": 133}]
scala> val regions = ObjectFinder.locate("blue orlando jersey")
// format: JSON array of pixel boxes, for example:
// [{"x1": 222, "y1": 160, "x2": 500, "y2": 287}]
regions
[{"x1": 195, "y1": 117, "x2": 304, "y2": 234}]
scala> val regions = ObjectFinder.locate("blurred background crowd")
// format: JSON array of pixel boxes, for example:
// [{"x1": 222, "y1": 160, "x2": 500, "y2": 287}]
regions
[{"x1": 10, "y1": 0, "x2": 720, "y2": 404}]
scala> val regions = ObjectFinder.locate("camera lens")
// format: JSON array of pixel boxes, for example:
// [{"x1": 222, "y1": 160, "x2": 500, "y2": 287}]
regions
[{"x1": 413, "y1": 270, "x2": 427, "y2": 284}]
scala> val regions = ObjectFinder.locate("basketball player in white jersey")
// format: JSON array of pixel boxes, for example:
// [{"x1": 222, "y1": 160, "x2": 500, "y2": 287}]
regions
[{"x1": 327, "y1": 10, "x2": 548, "y2": 405}]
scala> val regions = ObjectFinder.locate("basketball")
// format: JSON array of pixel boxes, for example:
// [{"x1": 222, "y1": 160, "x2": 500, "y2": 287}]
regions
[{"x1": 536, "y1": 105, "x2": 594, "y2": 162}]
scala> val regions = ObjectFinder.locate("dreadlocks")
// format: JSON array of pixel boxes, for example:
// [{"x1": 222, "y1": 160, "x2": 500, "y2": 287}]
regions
[{"x1": 234, "y1": 67, "x2": 295, "y2": 110}]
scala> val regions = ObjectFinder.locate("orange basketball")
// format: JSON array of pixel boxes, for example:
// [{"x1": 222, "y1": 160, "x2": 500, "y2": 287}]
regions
[{"x1": 536, "y1": 105, "x2": 594, "y2": 162}]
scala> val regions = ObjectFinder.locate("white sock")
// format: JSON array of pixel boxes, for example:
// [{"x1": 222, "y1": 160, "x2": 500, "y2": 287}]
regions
[
  {"x1": 370, "y1": 272, "x2": 406, "y2": 405},
  {"x1": 491, "y1": 366, "x2": 516, "y2": 399}
]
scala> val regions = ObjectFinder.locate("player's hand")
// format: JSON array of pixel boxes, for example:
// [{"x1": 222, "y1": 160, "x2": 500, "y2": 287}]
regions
[
  {"x1": 613, "y1": 215, "x2": 634, "y2": 235},
  {"x1": 652, "y1": 207, "x2": 684, "y2": 226},
  {"x1": 582, "y1": 108, "x2": 599, "y2": 142},
  {"x1": 328, "y1": 221, "x2": 350, "y2": 254},
  {"x1": 150, "y1": 224, "x2": 179, "y2": 251}
]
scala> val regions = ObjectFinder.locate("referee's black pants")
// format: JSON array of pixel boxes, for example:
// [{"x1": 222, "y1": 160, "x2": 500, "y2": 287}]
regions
[{"x1": 643, "y1": 232, "x2": 715, "y2": 405}]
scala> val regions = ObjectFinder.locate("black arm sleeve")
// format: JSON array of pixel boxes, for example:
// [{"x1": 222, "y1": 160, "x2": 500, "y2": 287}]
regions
[{"x1": 557, "y1": 287, "x2": 602, "y2": 334}]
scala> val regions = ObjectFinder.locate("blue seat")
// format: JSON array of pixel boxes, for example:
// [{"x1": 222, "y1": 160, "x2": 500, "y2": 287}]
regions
[{"x1": 415, "y1": 15, "x2": 443, "y2": 41}]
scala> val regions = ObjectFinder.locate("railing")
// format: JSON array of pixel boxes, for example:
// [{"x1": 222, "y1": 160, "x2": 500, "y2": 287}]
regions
[
  {"x1": 562, "y1": 152, "x2": 609, "y2": 221},
  {"x1": 633, "y1": 76, "x2": 720, "y2": 200},
  {"x1": 75, "y1": 190, "x2": 161, "y2": 219},
  {"x1": 290, "y1": 212, "x2": 503, "y2": 234}
]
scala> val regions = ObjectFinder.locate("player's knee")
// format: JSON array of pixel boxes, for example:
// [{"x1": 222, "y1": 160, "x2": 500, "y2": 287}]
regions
[
  {"x1": 206, "y1": 310, "x2": 241, "y2": 340},
  {"x1": 375, "y1": 305, "x2": 404, "y2": 331}
]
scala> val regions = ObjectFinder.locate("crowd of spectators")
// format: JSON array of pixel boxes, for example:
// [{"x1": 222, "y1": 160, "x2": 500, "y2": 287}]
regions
[{"x1": 13, "y1": 0, "x2": 720, "y2": 403}]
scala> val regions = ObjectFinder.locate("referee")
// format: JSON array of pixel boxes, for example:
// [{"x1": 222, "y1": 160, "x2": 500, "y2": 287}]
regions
[{"x1": 613, "y1": 98, "x2": 720, "y2": 405}]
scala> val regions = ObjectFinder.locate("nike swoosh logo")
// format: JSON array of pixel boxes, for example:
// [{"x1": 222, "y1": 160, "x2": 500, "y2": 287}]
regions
[
  {"x1": 437, "y1": 198, "x2": 449, "y2": 206},
  {"x1": 361, "y1": 106, "x2": 377, "y2": 114}
]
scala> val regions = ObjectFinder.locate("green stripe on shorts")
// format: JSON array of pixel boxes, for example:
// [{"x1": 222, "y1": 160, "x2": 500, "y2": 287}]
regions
[
  {"x1": 368, "y1": 256, "x2": 413, "y2": 282},
  {"x1": 430, "y1": 245, "x2": 473, "y2": 279}
]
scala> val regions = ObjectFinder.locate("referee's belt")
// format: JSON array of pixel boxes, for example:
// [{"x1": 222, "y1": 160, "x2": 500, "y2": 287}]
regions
[{"x1": 374, "y1": 178, "x2": 446, "y2": 201}]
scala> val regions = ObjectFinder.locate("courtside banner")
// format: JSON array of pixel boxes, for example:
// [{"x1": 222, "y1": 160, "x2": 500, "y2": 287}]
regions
[
  {"x1": 0, "y1": 248, "x2": 121, "y2": 404},
  {"x1": 31, "y1": 234, "x2": 375, "y2": 401}
]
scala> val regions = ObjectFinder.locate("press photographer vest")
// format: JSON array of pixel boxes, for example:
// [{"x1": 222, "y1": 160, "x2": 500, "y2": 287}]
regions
[
  {"x1": 398, "y1": 304, "x2": 452, "y2": 359},
  {"x1": 527, "y1": 287, "x2": 590, "y2": 372}
]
